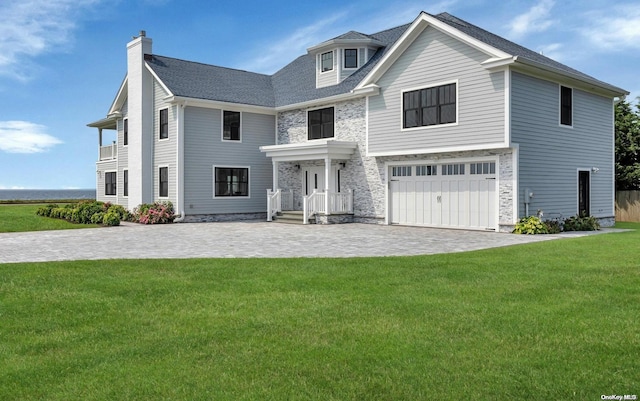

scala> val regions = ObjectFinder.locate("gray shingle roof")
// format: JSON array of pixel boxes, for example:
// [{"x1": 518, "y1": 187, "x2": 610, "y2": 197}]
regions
[
  {"x1": 432, "y1": 12, "x2": 617, "y2": 90},
  {"x1": 145, "y1": 12, "x2": 623, "y2": 110},
  {"x1": 147, "y1": 56, "x2": 275, "y2": 107}
]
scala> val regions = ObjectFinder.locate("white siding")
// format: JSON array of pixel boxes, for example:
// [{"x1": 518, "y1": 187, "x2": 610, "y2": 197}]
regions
[
  {"x1": 368, "y1": 26, "x2": 505, "y2": 154},
  {"x1": 183, "y1": 107, "x2": 274, "y2": 215},
  {"x1": 511, "y1": 71, "x2": 614, "y2": 218},
  {"x1": 153, "y1": 81, "x2": 177, "y2": 204}
]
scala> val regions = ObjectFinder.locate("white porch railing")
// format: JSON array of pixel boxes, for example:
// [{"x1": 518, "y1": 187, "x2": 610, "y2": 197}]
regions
[
  {"x1": 266, "y1": 189, "x2": 293, "y2": 221},
  {"x1": 99, "y1": 143, "x2": 117, "y2": 160},
  {"x1": 302, "y1": 189, "x2": 353, "y2": 225}
]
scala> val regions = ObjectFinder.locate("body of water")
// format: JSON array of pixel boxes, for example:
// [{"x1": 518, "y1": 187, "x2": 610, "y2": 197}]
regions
[{"x1": 0, "y1": 189, "x2": 96, "y2": 201}]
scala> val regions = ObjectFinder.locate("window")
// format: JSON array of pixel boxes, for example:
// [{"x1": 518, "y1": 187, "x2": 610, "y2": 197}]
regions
[
  {"x1": 159, "y1": 167, "x2": 168, "y2": 198},
  {"x1": 215, "y1": 167, "x2": 249, "y2": 197},
  {"x1": 105, "y1": 172, "x2": 116, "y2": 196},
  {"x1": 344, "y1": 49, "x2": 358, "y2": 69},
  {"x1": 416, "y1": 165, "x2": 437, "y2": 176},
  {"x1": 321, "y1": 51, "x2": 333, "y2": 72},
  {"x1": 441, "y1": 163, "x2": 465, "y2": 175},
  {"x1": 223, "y1": 111, "x2": 241, "y2": 141},
  {"x1": 403, "y1": 83, "x2": 456, "y2": 128},
  {"x1": 308, "y1": 107, "x2": 334, "y2": 139},
  {"x1": 470, "y1": 162, "x2": 496, "y2": 175},
  {"x1": 159, "y1": 108, "x2": 168, "y2": 139},
  {"x1": 560, "y1": 86, "x2": 572, "y2": 126},
  {"x1": 123, "y1": 119, "x2": 128, "y2": 146},
  {"x1": 392, "y1": 166, "x2": 412, "y2": 177},
  {"x1": 123, "y1": 170, "x2": 128, "y2": 197}
]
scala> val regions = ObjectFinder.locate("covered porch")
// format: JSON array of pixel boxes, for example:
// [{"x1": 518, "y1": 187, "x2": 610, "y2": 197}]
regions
[
  {"x1": 260, "y1": 140, "x2": 358, "y2": 224},
  {"x1": 87, "y1": 115, "x2": 119, "y2": 161}
]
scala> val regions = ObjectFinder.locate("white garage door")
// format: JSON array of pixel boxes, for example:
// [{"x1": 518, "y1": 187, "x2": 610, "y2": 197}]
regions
[{"x1": 389, "y1": 162, "x2": 497, "y2": 230}]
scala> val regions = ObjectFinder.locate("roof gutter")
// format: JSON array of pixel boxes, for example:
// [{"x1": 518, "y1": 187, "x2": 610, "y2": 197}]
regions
[{"x1": 275, "y1": 85, "x2": 380, "y2": 112}]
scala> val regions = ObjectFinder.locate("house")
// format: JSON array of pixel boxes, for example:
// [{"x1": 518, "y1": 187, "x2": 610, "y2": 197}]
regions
[{"x1": 88, "y1": 12, "x2": 627, "y2": 231}]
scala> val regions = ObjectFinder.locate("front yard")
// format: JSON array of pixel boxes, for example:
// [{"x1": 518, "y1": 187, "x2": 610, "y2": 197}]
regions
[{"x1": 1, "y1": 223, "x2": 638, "y2": 400}]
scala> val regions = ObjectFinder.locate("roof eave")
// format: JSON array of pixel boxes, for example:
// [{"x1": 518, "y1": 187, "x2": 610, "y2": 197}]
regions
[
  {"x1": 307, "y1": 38, "x2": 385, "y2": 54},
  {"x1": 512, "y1": 56, "x2": 629, "y2": 97}
]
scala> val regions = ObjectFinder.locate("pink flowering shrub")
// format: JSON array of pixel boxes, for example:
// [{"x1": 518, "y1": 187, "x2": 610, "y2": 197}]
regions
[{"x1": 132, "y1": 201, "x2": 175, "y2": 224}]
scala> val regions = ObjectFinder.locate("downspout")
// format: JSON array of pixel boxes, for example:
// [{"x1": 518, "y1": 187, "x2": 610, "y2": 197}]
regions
[{"x1": 173, "y1": 100, "x2": 186, "y2": 223}]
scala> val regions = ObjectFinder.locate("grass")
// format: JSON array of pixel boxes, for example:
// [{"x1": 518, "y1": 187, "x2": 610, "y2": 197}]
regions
[
  {"x1": 0, "y1": 204, "x2": 98, "y2": 233},
  {"x1": 1, "y1": 224, "x2": 639, "y2": 400}
]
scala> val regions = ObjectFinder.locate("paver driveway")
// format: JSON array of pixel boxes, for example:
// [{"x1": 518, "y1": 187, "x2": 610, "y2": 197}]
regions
[{"x1": 0, "y1": 221, "x2": 616, "y2": 263}]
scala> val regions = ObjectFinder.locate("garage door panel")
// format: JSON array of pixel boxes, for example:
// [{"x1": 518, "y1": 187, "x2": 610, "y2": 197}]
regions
[{"x1": 390, "y1": 161, "x2": 497, "y2": 230}]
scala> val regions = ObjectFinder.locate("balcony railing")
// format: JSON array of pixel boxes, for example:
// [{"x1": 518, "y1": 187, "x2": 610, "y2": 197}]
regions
[{"x1": 99, "y1": 143, "x2": 117, "y2": 161}]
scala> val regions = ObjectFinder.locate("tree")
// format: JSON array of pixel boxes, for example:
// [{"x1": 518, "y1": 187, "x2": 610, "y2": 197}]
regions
[{"x1": 615, "y1": 98, "x2": 640, "y2": 190}]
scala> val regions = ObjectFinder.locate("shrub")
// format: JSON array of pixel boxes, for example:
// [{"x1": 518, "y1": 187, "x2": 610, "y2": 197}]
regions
[
  {"x1": 544, "y1": 219, "x2": 563, "y2": 234},
  {"x1": 107, "y1": 204, "x2": 130, "y2": 221},
  {"x1": 513, "y1": 216, "x2": 549, "y2": 234},
  {"x1": 36, "y1": 204, "x2": 59, "y2": 217},
  {"x1": 563, "y1": 214, "x2": 600, "y2": 231},
  {"x1": 132, "y1": 201, "x2": 175, "y2": 224},
  {"x1": 102, "y1": 211, "x2": 121, "y2": 226},
  {"x1": 91, "y1": 212, "x2": 105, "y2": 225}
]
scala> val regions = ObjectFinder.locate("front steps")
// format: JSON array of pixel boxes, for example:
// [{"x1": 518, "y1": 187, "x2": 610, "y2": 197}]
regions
[{"x1": 273, "y1": 211, "x2": 314, "y2": 224}]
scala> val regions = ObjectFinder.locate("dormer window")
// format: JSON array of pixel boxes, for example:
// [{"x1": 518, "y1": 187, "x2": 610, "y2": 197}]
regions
[
  {"x1": 321, "y1": 51, "x2": 333, "y2": 72},
  {"x1": 344, "y1": 49, "x2": 358, "y2": 69}
]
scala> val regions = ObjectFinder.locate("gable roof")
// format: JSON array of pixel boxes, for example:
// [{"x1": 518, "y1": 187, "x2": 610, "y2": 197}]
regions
[{"x1": 141, "y1": 12, "x2": 625, "y2": 112}]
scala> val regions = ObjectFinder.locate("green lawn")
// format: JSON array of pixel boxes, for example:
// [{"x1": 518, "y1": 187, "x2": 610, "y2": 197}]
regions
[
  {"x1": 1, "y1": 224, "x2": 639, "y2": 400},
  {"x1": 0, "y1": 204, "x2": 98, "y2": 233}
]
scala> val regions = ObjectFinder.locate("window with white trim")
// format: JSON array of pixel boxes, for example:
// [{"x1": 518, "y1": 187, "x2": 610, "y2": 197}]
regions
[
  {"x1": 321, "y1": 51, "x2": 333, "y2": 72},
  {"x1": 392, "y1": 166, "x2": 412, "y2": 177},
  {"x1": 105, "y1": 172, "x2": 116, "y2": 196},
  {"x1": 159, "y1": 108, "x2": 168, "y2": 139},
  {"x1": 308, "y1": 107, "x2": 334, "y2": 139},
  {"x1": 159, "y1": 167, "x2": 168, "y2": 198},
  {"x1": 416, "y1": 165, "x2": 437, "y2": 176},
  {"x1": 470, "y1": 162, "x2": 496, "y2": 175},
  {"x1": 560, "y1": 86, "x2": 572, "y2": 126},
  {"x1": 123, "y1": 118, "x2": 128, "y2": 146},
  {"x1": 403, "y1": 83, "x2": 456, "y2": 128},
  {"x1": 123, "y1": 170, "x2": 128, "y2": 197},
  {"x1": 441, "y1": 163, "x2": 465, "y2": 175},
  {"x1": 223, "y1": 111, "x2": 241, "y2": 141},
  {"x1": 214, "y1": 167, "x2": 249, "y2": 197},
  {"x1": 344, "y1": 49, "x2": 358, "y2": 69}
]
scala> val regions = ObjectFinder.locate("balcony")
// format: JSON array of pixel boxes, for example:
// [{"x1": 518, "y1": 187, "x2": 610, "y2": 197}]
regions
[{"x1": 99, "y1": 143, "x2": 117, "y2": 161}]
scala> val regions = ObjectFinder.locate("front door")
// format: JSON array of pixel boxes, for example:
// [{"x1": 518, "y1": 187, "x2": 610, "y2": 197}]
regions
[
  {"x1": 304, "y1": 167, "x2": 325, "y2": 195},
  {"x1": 578, "y1": 170, "x2": 590, "y2": 216}
]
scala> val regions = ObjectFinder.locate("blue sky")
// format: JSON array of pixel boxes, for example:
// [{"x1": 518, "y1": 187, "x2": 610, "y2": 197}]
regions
[{"x1": 0, "y1": 0, "x2": 638, "y2": 189}]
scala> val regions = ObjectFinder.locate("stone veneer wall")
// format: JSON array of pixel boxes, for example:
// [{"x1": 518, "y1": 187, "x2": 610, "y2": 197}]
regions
[{"x1": 276, "y1": 98, "x2": 516, "y2": 230}]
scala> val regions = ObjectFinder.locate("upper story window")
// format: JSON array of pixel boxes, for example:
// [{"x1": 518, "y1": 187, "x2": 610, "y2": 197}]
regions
[
  {"x1": 560, "y1": 86, "x2": 573, "y2": 126},
  {"x1": 159, "y1": 108, "x2": 168, "y2": 139},
  {"x1": 344, "y1": 49, "x2": 358, "y2": 69},
  {"x1": 308, "y1": 107, "x2": 334, "y2": 140},
  {"x1": 321, "y1": 51, "x2": 333, "y2": 72},
  {"x1": 123, "y1": 118, "x2": 128, "y2": 146},
  {"x1": 403, "y1": 83, "x2": 457, "y2": 129},
  {"x1": 223, "y1": 111, "x2": 241, "y2": 141}
]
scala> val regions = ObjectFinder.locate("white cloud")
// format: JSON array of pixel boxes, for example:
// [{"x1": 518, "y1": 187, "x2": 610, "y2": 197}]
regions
[
  {"x1": 0, "y1": 0, "x2": 102, "y2": 80},
  {"x1": 537, "y1": 42, "x2": 564, "y2": 61},
  {"x1": 238, "y1": 12, "x2": 348, "y2": 74},
  {"x1": 0, "y1": 121, "x2": 63, "y2": 153},
  {"x1": 507, "y1": 0, "x2": 555, "y2": 39},
  {"x1": 581, "y1": 4, "x2": 640, "y2": 51}
]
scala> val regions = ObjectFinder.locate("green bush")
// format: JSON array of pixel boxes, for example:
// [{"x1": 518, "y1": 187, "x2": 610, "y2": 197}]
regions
[
  {"x1": 107, "y1": 204, "x2": 130, "y2": 221},
  {"x1": 563, "y1": 214, "x2": 600, "y2": 231},
  {"x1": 36, "y1": 204, "x2": 58, "y2": 217},
  {"x1": 91, "y1": 212, "x2": 105, "y2": 225},
  {"x1": 544, "y1": 219, "x2": 562, "y2": 234},
  {"x1": 102, "y1": 211, "x2": 121, "y2": 226},
  {"x1": 513, "y1": 216, "x2": 549, "y2": 234}
]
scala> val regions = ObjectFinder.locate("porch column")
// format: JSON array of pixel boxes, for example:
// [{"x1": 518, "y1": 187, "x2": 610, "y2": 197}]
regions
[
  {"x1": 325, "y1": 157, "x2": 331, "y2": 214},
  {"x1": 98, "y1": 128, "x2": 103, "y2": 160},
  {"x1": 272, "y1": 160, "x2": 279, "y2": 192}
]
